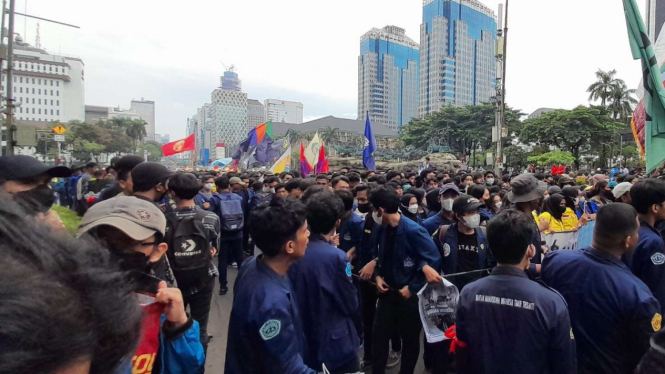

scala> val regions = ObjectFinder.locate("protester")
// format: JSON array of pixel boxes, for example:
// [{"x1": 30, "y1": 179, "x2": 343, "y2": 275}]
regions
[
  {"x1": 98, "y1": 155, "x2": 145, "y2": 201},
  {"x1": 369, "y1": 186, "x2": 441, "y2": 374},
  {"x1": 76, "y1": 162, "x2": 98, "y2": 215},
  {"x1": 456, "y1": 209, "x2": 576, "y2": 373},
  {"x1": 628, "y1": 179, "x2": 665, "y2": 313},
  {"x1": 400, "y1": 193, "x2": 421, "y2": 223},
  {"x1": 589, "y1": 180, "x2": 614, "y2": 206},
  {"x1": 336, "y1": 189, "x2": 363, "y2": 261},
  {"x1": 542, "y1": 203, "x2": 661, "y2": 373},
  {"x1": 613, "y1": 181, "x2": 633, "y2": 204},
  {"x1": 131, "y1": 162, "x2": 175, "y2": 205},
  {"x1": 538, "y1": 193, "x2": 583, "y2": 233},
  {"x1": 316, "y1": 174, "x2": 329, "y2": 187},
  {"x1": 225, "y1": 197, "x2": 317, "y2": 373},
  {"x1": 194, "y1": 175, "x2": 215, "y2": 210},
  {"x1": 424, "y1": 187, "x2": 443, "y2": 218},
  {"x1": 487, "y1": 192, "x2": 502, "y2": 214},
  {"x1": 210, "y1": 176, "x2": 245, "y2": 296},
  {"x1": 332, "y1": 175, "x2": 351, "y2": 191},
  {"x1": 484, "y1": 171, "x2": 496, "y2": 187},
  {"x1": 78, "y1": 196, "x2": 205, "y2": 373},
  {"x1": 285, "y1": 178, "x2": 302, "y2": 198}
]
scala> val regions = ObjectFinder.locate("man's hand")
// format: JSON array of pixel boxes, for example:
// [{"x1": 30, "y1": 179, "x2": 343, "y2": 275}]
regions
[
  {"x1": 541, "y1": 245, "x2": 550, "y2": 254},
  {"x1": 203, "y1": 202, "x2": 211, "y2": 210},
  {"x1": 399, "y1": 286, "x2": 412, "y2": 300},
  {"x1": 37, "y1": 209, "x2": 66, "y2": 232},
  {"x1": 156, "y1": 281, "x2": 188, "y2": 328},
  {"x1": 359, "y1": 260, "x2": 376, "y2": 280},
  {"x1": 375, "y1": 276, "x2": 390, "y2": 294},
  {"x1": 423, "y1": 265, "x2": 443, "y2": 284},
  {"x1": 346, "y1": 247, "x2": 356, "y2": 261},
  {"x1": 538, "y1": 218, "x2": 550, "y2": 232},
  {"x1": 331, "y1": 233, "x2": 340, "y2": 247},
  {"x1": 210, "y1": 246, "x2": 218, "y2": 257}
]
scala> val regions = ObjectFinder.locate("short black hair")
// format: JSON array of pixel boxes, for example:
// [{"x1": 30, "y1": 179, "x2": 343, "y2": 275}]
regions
[
  {"x1": 472, "y1": 172, "x2": 483, "y2": 181},
  {"x1": 332, "y1": 175, "x2": 350, "y2": 188},
  {"x1": 347, "y1": 172, "x2": 361, "y2": 183},
  {"x1": 306, "y1": 192, "x2": 343, "y2": 235},
  {"x1": 265, "y1": 176, "x2": 280, "y2": 185},
  {"x1": 315, "y1": 174, "x2": 329, "y2": 181},
  {"x1": 534, "y1": 173, "x2": 545, "y2": 181},
  {"x1": 93, "y1": 170, "x2": 104, "y2": 178},
  {"x1": 469, "y1": 185, "x2": 487, "y2": 200},
  {"x1": 335, "y1": 189, "x2": 354, "y2": 212},
  {"x1": 115, "y1": 155, "x2": 144, "y2": 181},
  {"x1": 630, "y1": 179, "x2": 665, "y2": 214},
  {"x1": 487, "y1": 209, "x2": 534, "y2": 265},
  {"x1": 274, "y1": 183, "x2": 286, "y2": 193},
  {"x1": 215, "y1": 176, "x2": 230, "y2": 190},
  {"x1": 386, "y1": 170, "x2": 400, "y2": 181},
  {"x1": 299, "y1": 178, "x2": 317, "y2": 191},
  {"x1": 86, "y1": 162, "x2": 98, "y2": 169},
  {"x1": 594, "y1": 204, "x2": 639, "y2": 248},
  {"x1": 251, "y1": 181, "x2": 264, "y2": 192},
  {"x1": 302, "y1": 185, "x2": 328, "y2": 203},
  {"x1": 250, "y1": 197, "x2": 307, "y2": 257},
  {"x1": 285, "y1": 179, "x2": 301, "y2": 192},
  {"x1": 484, "y1": 171, "x2": 495, "y2": 177},
  {"x1": 369, "y1": 186, "x2": 400, "y2": 214},
  {"x1": 355, "y1": 184, "x2": 371, "y2": 195},
  {"x1": 202, "y1": 174, "x2": 215, "y2": 182},
  {"x1": 0, "y1": 197, "x2": 142, "y2": 374},
  {"x1": 169, "y1": 173, "x2": 201, "y2": 200}
]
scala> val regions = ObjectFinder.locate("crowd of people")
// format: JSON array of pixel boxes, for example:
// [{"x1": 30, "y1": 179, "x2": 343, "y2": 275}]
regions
[{"x1": 2, "y1": 153, "x2": 665, "y2": 374}]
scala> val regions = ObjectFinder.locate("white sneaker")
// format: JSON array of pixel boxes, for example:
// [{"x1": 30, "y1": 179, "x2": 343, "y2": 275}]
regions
[{"x1": 386, "y1": 349, "x2": 401, "y2": 368}]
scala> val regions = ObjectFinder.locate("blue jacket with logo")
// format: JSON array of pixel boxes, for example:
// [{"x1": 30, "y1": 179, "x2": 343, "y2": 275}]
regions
[
  {"x1": 456, "y1": 267, "x2": 576, "y2": 374},
  {"x1": 629, "y1": 221, "x2": 665, "y2": 314},
  {"x1": 226, "y1": 256, "x2": 317, "y2": 374},
  {"x1": 375, "y1": 216, "x2": 441, "y2": 295},
  {"x1": 421, "y1": 213, "x2": 455, "y2": 253},
  {"x1": 438, "y1": 223, "x2": 493, "y2": 276},
  {"x1": 542, "y1": 247, "x2": 662, "y2": 374},
  {"x1": 287, "y1": 236, "x2": 360, "y2": 371},
  {"x1": 338, "y1": 212, "x2": 364, "y2": 253}
]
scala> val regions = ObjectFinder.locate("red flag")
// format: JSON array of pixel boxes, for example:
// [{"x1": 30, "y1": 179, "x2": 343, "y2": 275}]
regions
[
  {"x1": 315, "y1": 143, "x2": 328, "y2": 174},
  {"x1": 300, "y1": 142, "x2": 312, "y2": 177},
  {"x1": 162, "y1": 134, "x2": 195, "y2": 157}
]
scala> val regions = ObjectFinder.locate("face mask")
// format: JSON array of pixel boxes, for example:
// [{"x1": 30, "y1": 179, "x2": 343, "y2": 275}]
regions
[
  {"x1": 463, "y1": 214, "x2": 481, "y2": 229},
  {"x1": 204, "y1": 183, "x2": 214, "y2": 190},
  {"x1": 262, "y1": 187, "x2": 270, "y2": 193},
  {"x1": 578, "y1": 197, "x2": 586, "y2": 203},
  {"x1": 441, "y1": 198, "x2": 454, "y2": 212},
  {"x1": 408, "y1": 204, "x2": 419, "y2": 214},
  {"x1": 495, "y1": 202, "x2": 502, "y2": 210},
  {"x1": 556, "y1": 205, "x2": 567, "y2": 214},
  {"x1": 270, "y1": 188, "x2": 276, "y2": 194},
  {"x1": 372, "y1": 211, "x2": 383, "y2": 225},
  {"x1": 357, "y1": 203, "x2": 370, "y2": 214},
  {"x1": 109, "y1": 250, "x2": 152, "y2": 275},
  {"x1": 486, "y1": 178, "x2": 495, "y2": 185},
  {"x1": 13, "y1": 185, "x2": 55, "y2": 213}
]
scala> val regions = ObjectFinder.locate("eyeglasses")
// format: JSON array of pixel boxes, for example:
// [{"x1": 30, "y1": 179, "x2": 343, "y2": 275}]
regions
[{"x1": 138, "y1": 241, "x2": 157, "y2": 247}]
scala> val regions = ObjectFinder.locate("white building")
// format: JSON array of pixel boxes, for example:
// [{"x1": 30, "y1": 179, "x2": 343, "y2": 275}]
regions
[
  {"x1": 247, "y1": 99, "x2": 266, "y2": 131},
  {"x1": 264, "y1": 99, "x2": 303, "y2": 124},
  {"x1": 4, "y1": 34, "x2": 84, "y2": 123},
  {"x1": 85, "y1": 105, "x2": 143, "y2": 123},
  {"x1": 211, "y1": 88, "x2": 247, "y2": 159},
  {"x1": 130, "y1": 98, "x2": 156, "y2": 141}
]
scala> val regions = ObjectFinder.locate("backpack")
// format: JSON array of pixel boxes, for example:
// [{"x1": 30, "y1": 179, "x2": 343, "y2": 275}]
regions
[
  {"x1": 249, "y1": 193, "x2": 271, "y2": 212},
  {"x1": 165, "y1": 210, "x2": 211, "y2": 289},
  {"x1": 215, "y1": 193, "x2": 245, "y2": 232}
]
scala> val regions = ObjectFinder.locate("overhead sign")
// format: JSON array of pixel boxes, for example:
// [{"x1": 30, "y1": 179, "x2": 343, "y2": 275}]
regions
[
  {"x1": 54, "y1": 135, "x2": 65, "y2": 142},
  {"x1": 52, "y1": 125, "x2": 66, "y2": 134}
]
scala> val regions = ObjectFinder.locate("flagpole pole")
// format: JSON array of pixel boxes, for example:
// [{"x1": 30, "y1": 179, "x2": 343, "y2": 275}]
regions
[{"x1": 498, "y1": 0, "x2": 509, "y2": 178}]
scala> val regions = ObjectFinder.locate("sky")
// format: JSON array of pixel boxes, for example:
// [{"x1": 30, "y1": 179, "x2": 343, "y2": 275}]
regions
[{"x1": 27, "y1": 0, "x2": 642, "y2": 139}]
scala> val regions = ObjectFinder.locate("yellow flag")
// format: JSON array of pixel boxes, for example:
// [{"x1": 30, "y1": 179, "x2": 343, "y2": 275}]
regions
[{"x1": 305, "y1": 132, "x2": 321, "y2": 169}]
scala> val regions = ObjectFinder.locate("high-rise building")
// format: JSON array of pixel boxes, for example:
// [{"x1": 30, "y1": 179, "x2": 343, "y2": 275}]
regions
[
  {"x1": 264, "y1": 99, "x2": 303, "y2": 124},
  {"x1": 4, "y1": 34, "x2": 84, "y2": 123},
  {"x1": 221, "y1": 71, "x2": 242, "y2": 92},
  {"x1": 647, "y1": 0, "x2": 665, "y2": 43},
  {"x1": 130, "y1": 98, "x2": 156, "y2": 140},
  {"x1": 419, "y1": 0, "x2": 497, "y2": 117},
  {"x1": 247, "y1": 99, "x2": 266, "y2": 130},
  {"x1": 358, "y1": 25, "x2": 420, "y2": 132},
  {"x1": 210, "y1": 71, "x2": 248, "y2": 159}
]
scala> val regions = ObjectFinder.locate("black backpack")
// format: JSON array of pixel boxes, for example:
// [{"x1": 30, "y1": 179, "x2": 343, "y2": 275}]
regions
[{"x1": 165, "y1": 210, "x2": 211, "y2": 289}]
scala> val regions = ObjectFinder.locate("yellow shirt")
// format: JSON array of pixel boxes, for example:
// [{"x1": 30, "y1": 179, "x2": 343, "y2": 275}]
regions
[{"x1": 538, "y1": 208, "x2": 579, "y2": 233}]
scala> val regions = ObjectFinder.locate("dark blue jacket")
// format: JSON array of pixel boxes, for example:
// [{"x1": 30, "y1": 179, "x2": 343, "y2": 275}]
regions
[
  {"x1": 479, "y1": 207, "x2": 494, "y2": 223},
  {"x1": 67, "y1": 174, "x2": 82, "y2": 199},
  {"x1": 375, "y1": 217, "x2": 441, "y2": 295},
  {"x1": 630, "y1": 221, "x2": 665, "y2": 313},
  {"x1": 421, "y1": 213, "x2": 455, "y2": 254},
  {"x1": 338, "y1": 212, "x2": 364, "y2": 253},
  {"x1": 225, "y1": 256, "x2": 317, "y2": 374},
  {"x1": 210, "y1": 191, "x2": 244, "y2": 241},
  {"x1": 542, "y1": 247, "x2": 661, "y2": 374},
  {"x1": 287, "y1": 236, "x2": 360, "y2": 371},
  {"x1": 456, "y1": 267, "x2": 576, "y2": 374},
  {"x1": 356, "y1": 217, "x2": 379, "y2": 271},
  {"x1": 193, "y1": 191, "x2": 213, "y2": 210},
  {"x1": 438, "y1": 223, "x2": 494, "y2": 277}
]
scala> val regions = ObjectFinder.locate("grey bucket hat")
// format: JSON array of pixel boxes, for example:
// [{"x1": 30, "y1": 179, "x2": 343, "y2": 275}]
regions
[{"x1": 507, "y1": 174, "x2": 547, "y2": 203}]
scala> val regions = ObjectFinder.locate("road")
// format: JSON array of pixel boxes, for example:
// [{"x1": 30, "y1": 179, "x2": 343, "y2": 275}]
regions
[{"x1": 204, "y1": 263, "x2": 427, "y2": 373}]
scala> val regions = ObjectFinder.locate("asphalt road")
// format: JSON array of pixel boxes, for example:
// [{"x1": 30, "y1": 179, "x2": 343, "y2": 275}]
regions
[{"x1": 203, "y1": 262, "x2": 427, "y2": 373}]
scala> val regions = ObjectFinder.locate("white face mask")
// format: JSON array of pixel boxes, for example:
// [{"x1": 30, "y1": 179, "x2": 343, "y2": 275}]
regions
[
  {"x1": 578, "y1": 197, "x2": 586, "y2": 203},
  {"x1": 262, "y1": 187, "x2": 270, "y2": 193},
  {"x1": 407, "y1": 204, "x2": 419, "y2": 214},
  {"x1": 204, "y1": 183, "x2": 214, "y2": 190},
  {"x1": 463, "y1": 214, "x2": 481, "y2": 229},
  {"x1": 442, "y1": 198, "x2": 454, "y2": 212},
  {"x1": 495, "y1": 202, "x2": 502, "y2": 210},
  {"x1": 486, "y1": 178, "x2": 495, "y2": 185},
  {"x1": 372, "y1": 211, "x2": 383, "y2": 225}
]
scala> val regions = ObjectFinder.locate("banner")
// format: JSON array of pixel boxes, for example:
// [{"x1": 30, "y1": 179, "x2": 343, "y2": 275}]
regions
[
  {"x1": 577, "y1": 220, "x2": 595, "y2": 248},
  {"x1": 418, "y1": 279, "x2": 459, "y2": 343},
  {"x1": 543, "y1": 231, "x2": 579, "y2": 251}
]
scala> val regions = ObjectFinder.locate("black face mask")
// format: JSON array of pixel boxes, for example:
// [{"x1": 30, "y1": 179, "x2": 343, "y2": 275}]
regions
[
  {"x1": 13, "y1": 185, "x2": 55, "y2": 213},
  {"x1": 357, "y1": 203, "x2": 370, "y2": 214},
  {"x1": 556, "y1": 205, "x2": 567, "y2": 214},
  {"x1": 110, "y1": 250, "x2": 152, "y2": 275}
]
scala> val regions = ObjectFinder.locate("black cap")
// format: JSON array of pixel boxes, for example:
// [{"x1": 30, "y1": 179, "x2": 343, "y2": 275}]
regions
[
  {"x1": 453, "y1": 195, "x2": 485, "y2": 214},
  {"x1": 130, "y1": 162, "x2": 174, "y2": 188},
  {"x1": 0, "y1": 155, "x2": 71, "y2": 181},
  {"x1": 114, "y1": 155, "x2": 145, "y2": 174}
]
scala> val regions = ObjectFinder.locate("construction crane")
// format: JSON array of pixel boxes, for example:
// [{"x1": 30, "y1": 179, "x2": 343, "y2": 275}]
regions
[{"x1": 220, "y1": 61, "x2": 236, "y2": 72}]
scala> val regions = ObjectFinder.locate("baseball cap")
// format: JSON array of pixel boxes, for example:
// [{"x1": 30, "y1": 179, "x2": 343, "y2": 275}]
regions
[
  {"x1": 453, "y1": 196, "x2": 485, "y2": 214},
  {"x1": 0, "y1": 155, "x2": 71, "y2": 181},
  {"x1": 229, "y1": 177, "x2": 243, "y2": 186},
  {"x1": 612, "y1": 182, "x2": 633, "y2": 199},
  {"x1": 507, "y1": 174, "x2": 547, "y2": 203},
  {"x1": 78, "y1": 196, "x2": 166, "y2": 240},
  {"x1": 114, "y1": 155, "x2": 145, "y2": 178},
  {"x1": 439, "y1": 183, "x2": 460, "y2": 196},
  {"x1": 130, "y1": 162, "x2": 174, "y2": 189}
]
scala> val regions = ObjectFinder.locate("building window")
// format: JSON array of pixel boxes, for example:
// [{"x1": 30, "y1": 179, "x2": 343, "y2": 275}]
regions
[
  {"x1": 57, "y1": 100, "x2": 59, "y2": 106},
  {"x1": 50, "y1": 100, "x2": 53, "y2": 105},
  {"x1": 18, "y1": 62, "x2": 21, "y2": 68},
  {"x1": 56, "y1": 81, "x2": 59, "y2": 87},
  {"x1": 19, "y1": 77, "x2": 22, "y2": 83},
  {"x1": 38, "y1": 89, "x2": 41, "y2": 95},
  {"x1": 50, "y1": 109, "x2": 53, "y2": 115},
  {"x1": 31, "y1": 108, "x2": 34, "y2": 114},
  {"x1": 50, "y1": 80, "x2": 53, "y2": 86},
  {"x1": 38, "y1": 79, "x2": 41, "y2": 85},
  {"x1": 19, "y1": 107, "x2": 21, "y2": 113},
  {"x1": 57, "y1": 110, "x2": 59, "y2": 116},
  {"x1": 49, "y1": 66, "x2": 52, "y2": 72},
  {"x1": 18, "y1": 87, "x2": 21, "y2": 93},
  {"x1": 13, "y1": 76, "x2": 15, "y2": 82},
  {"x1": 32, "y1": 78, "x2": 35, "y2": 84},
  {"x1": 32, "y1": 98, "x2": 34, "y2": 104},
  {"x1": 38, "y1": 109, "x2": 41, "y2": 114},
  {"x1": 50, "y1": 90, "x2": 53, "y2": 96},
  {"x1": 38, "y1": 99, "x2": 41, "y2": 104},
  {"x1": 56, "y1": 91, "x2": 59, "y2": 96},
  {"x1": 30, "y1": 64, "x2": 33, "y2": 70},
  {"x1": 32, "y1": 88, "x2": 34, "y2": 94}
]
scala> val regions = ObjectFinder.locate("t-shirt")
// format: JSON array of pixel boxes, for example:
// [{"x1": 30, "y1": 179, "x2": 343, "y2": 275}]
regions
[
  {"x1": 382, "y1": 225, "x2": 398, "y2": 288},
  {"x1": 456, "y1": 231, "x2": 479, "y2": 273}
]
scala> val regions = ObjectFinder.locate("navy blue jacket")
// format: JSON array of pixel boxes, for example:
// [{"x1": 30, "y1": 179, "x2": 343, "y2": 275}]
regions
[
  {"x1": 356, "y1": 217, "x2": 379, "y2": 271},
  {"x1": 225, "y1": 256, "x2": 317, "y2": 374},
  {"x1": 456, "y1": 267, "x2": 576, "y2": 374},
  {"x1": 421, "y1": 213, "x2": 455, "y2": 254},
  {"x1": 287, "y1": 236, "x2": 360, "y2": 371},
  {"x1": 542, "y1": 247, "x2": 662, "y2": 374},
  {"x1": 375, "y1": 217, "x2": 441, "y2": 295},
  {"x1": 438, "y1": 223, "x2": 494, "y2": 276},
  {"x1": 338, "y1": 212, "x2": 364, "y2": 253},
  {"x1": 630, "y1": 221, "x2": 665, "y2": 313},
  {"x1": 193, "y1": 191, "x2": 213, "y2": 210}
]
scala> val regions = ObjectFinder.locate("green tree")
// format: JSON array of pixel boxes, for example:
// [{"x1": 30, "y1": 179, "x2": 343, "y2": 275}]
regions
[
  {"x1": 587, "y1": 69, "x2": 618, "y2": 107},
  {"x1": 608, "y1": 81, "x2": 638, "y2": 123},
  {"x1": 503, "y1": 145, "x2": 529, "y2": 168},
  {"x1": 320, "y1": 126, "x2": 340, "y2": 146},
  {"x1": 141, "y1": 141, "x2": 163, "y2": 162},
  {"x1": 527, "y1": 150, "x2": 576, "y2": 166},
  {"x1": 520, "y1": 106, "x2": 622, "y2": 169},
  {"x1": 285, "y1": 128, "x2": 304, "y2": 147}
]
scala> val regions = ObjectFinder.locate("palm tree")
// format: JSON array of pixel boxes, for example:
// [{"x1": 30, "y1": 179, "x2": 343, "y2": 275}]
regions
[
  {"x1": 320, "y1": 126, "x2": 340, "y2": 146},
  {"x1": 125, "y1": 120, "x2": 147, "y2": 151},
  {"x1": 608, "y1": 81, "x2": 638, "y2": 122},
  {"x1": 587, "y1": 69, "x2": 618, "y2": 107},
  {"x1": 285, "y1": 128, "x2": 303, "y2": 147}
]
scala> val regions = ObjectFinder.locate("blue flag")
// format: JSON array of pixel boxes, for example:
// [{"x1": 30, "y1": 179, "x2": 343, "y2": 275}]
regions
[{"x1": 363, "y1": 113, "x2": 377, "y2": 171}]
